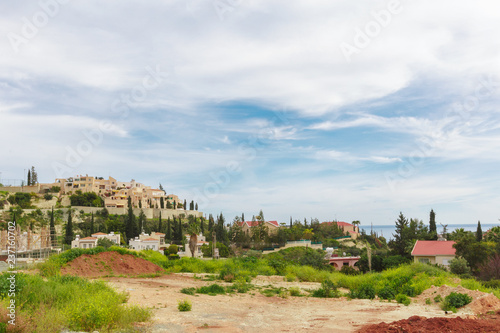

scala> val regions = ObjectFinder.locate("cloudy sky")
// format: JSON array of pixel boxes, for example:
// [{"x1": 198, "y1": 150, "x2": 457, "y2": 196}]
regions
[{"x1": 1, "y1": 0, "x2": 499, "y2": 226}]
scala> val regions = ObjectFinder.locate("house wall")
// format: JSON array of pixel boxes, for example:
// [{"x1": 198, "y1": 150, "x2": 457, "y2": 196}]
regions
[
  {"x1": 435, "y1": 255, "x2": 455, "y2": 266},
  {"x1": 413, "y1": 255, "x2": 455, "y2": 266}
]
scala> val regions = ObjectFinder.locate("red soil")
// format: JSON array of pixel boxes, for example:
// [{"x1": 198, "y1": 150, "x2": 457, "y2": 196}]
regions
[
  {"x1": 60, "y1": 251, "x2": 164, "y2": 278},
  {"x1": 359, "y1": 313, "x2": 500, "y2": 332}
]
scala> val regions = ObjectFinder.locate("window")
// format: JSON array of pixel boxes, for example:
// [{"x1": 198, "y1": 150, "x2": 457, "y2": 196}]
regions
[
  {"x1": 419, "y1": 258, "x2": 430, "y2": 264},
  {"x1": 442, "y1": 259, "x2": 450, "y2": 266}
]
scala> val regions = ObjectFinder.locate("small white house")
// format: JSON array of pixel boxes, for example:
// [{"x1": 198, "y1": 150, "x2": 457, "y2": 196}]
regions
[
  {"x1": 72, "y1": 231, "x2": 121, "y2": 249},
  {"x1": 128, "y1": 232, "x2": 166, "y2": 253}
]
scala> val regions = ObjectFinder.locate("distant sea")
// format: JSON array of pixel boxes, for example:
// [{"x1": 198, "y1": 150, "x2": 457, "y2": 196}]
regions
[{"x1": 361, "y1": 223, "x2": 499, "y2": 240}]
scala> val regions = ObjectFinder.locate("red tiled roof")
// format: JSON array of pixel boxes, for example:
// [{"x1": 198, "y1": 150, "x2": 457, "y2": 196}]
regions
[
  {"x1": 91, "y1": 232, "x2": 107, "y2": 236},
  {"x1": 142, "y1": 238, "x2": 159, "y2": 242},
  {"x1": 153, "y1": 232, "x2": 165, "y2": 235},
  {"x1": 411, "y1": 241, "x2": 456, "y2": 256},
  {"x1": 322, "y1": 221, "x2": 353, "y2": 228},
  {"x1": 80, "y1": 237, "x2": 97, "y2": 241}
]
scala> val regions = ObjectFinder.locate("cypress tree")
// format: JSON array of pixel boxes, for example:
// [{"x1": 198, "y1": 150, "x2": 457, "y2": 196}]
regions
[
  {"x1": 49, "y1": 207, "x2": 56, "y2": 245},
  {"x1": 290, "y1": 216, "x2": 292, "y2": 229},
  {"x1": 173, "y1": 201, "x2": 177, "y2": 209},
  {"x1": 429, "y1": 209, "x2": 437, "y2": 236},
  {"x1": 242, "y1": 213, "x2": 245, "y2": 222},
  {"x1": 200, "y1": 216, "x2": 205, "y2": 234},
  {"x1": 158, "y1": 211, "x2": 162, "y2": 233},
  {"x1": 65, "y1": 210, "x2": 73, "y2": 245},
  {"x1": 166, "y1": 217, "x2": 172, "y2": 240},
  {"x1": 477, "y1": 221, "x2": 483, "y2": 242},
  {"x1": 190, "y1": 200, "x2": 194, "y2": 210},
  {"x1": 126, "y1": 196, "x2": 137, "y2": 240},
  {"x1": 160, "y1": 197, "x2": 164, "y2": 209},
  {"x1": 90, "y1": 211, "x2": 94, "y2": 235},
  {"x1": 184, "y1": 199, "x2": 187, "y2": 211},
  {"x1": 195, "y1": 203, "x2": 198, "y2": 211},
  {"x1": 178, "y1": 218, "x2": 183, "y2": 243},
  {"x1": 27, "y1": 170, "x2": 31, "y2": 186}
]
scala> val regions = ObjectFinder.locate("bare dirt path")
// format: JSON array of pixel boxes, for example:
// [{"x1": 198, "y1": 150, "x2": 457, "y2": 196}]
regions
[{"x1": 106, "y1": 273, "x2": 474, "y2": 333}]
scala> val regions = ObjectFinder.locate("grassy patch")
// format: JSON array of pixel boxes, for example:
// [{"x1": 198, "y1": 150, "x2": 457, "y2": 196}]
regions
[{"x1": 0, "y1": 273, "x2": 151, "y2": 332}]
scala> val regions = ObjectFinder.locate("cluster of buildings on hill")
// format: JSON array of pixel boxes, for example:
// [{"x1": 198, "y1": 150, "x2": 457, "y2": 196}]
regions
[
  {"x1": 52, "y1": 175, "x2": 181, "y2": 209},
  {"x1": 0, "y1": 174, "x2": 183, "y2": 209}
]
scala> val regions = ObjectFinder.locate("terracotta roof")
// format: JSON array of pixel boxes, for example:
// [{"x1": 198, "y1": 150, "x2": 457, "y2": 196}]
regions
[
  {"x1": 141, "y1": 238, "x2": 159, "y2": 242},
  {"x1": 411, "y1": 240, "x2": 456, "y2": 256},
  {"x1": 322, "y1": 221, "x2": 354, "y2": 228},
  {"x1": 91, "y1": 232, "x2": 107, "y2": 236},
  {"x1": 80, "y1": 237, "x2": 97, "y2": 241},
  {"x1": 153, "y1": 232, "x2": 165, "y2": 235}
]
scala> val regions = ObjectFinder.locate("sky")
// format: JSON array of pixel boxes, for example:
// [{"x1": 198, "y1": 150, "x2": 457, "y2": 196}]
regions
[{"x1": 1, "y1": 0, "x2": 499, "y2": 226}]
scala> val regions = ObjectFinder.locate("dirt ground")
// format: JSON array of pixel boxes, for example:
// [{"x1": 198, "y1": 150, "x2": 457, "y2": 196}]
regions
[
  {"x1": 104, "y1": 273, "x2": 500, "y2": 333},
  {"x1": 59, "y1": 252, "x2": 500, "y2": 332}
]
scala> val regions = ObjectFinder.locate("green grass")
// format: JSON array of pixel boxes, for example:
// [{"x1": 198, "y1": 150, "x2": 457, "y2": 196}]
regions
[{"x1": 0, "y1": 273, "x2": 151, "y2": 332}]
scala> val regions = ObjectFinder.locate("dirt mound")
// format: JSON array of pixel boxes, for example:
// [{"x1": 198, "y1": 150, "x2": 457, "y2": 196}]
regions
[
  {"x1": 61, "y1": 251, "x2": 164, "y2": 278},
  {"x1": 415, "y1": 284, "x2": 500, "y2": 314},
  {"x1": 359, "y1": 315, "x2": 500, "y2": 333}
]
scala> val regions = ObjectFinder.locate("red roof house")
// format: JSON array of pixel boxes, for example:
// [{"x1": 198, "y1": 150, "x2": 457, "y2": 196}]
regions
[
  {"x1": 411, "y1": 240, "x2": 456, "y2": 267},
  {"x1": 321, "y1": 221, "x2": 360, "y2": 239}
]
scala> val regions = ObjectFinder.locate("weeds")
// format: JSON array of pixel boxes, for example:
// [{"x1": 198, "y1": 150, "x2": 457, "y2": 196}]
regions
[{"x1": 178, "y1": 299, "x2": 192, "y2": 312}]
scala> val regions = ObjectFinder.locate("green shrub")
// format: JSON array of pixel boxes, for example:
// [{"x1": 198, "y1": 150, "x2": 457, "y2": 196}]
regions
[
  {"x1": 168, "y1": 254, "x2": 180, "y2": 260},
  {"x1": 482, "y1": 280, "x2": 500, "y2": 289},
  {"x1": 378, "y1": 286, "x2": 396, "y2": 300},
  {"x1": 289, "y1": 287, "x2": 302, "y2": 296},
  {"x1": 340, "y1": 266, "x2": 360, "y2": 276},
  {"x1": 196, "y1": 284, "x2": 226, "y2": 296},
  {"x1": 449, "y1": 257, "x2": 471, "y2": 277},
  {"x1": 285, "y1": 273, "x2": 296, "y2": 282},
  {"x1": 350, "y1": 284, "x2": 376, "y2": 300},
  {"x1": 167, "y1": 244, "x2": 178, "y2": 255},
  {"x1": 178, "y1": 299, "x2": 192, "y2": 312},
  {"x1": 231, "y1": 278, "x2": 252, "y2": 293},
  {"x1": 312, "y1": 279, "x2": 340, "y2": 298},
  {"x1": 395, "y1": 293, "x2": 411, "y2": 306},
  {"x1": 180, "y1": 287, "x2": 196, "y2": 295},
  {"x1": 425, "y1": 298, "x2": 432, "y2": 305},
  {"x1": 434, "y1": 295, "x2": 443, "y2": 303},
  {"x1": 44, "y1": 193, "x2": 53, "y2": 200},
  {"x1": 442, "y1": 292, "x2": 472, "y2": 312}
]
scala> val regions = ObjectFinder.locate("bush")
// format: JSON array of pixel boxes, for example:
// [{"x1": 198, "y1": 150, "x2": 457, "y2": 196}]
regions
[
  {"x1": 442, "y1": 292, "x2": 472, "y2": 312},
  {"x1": 312, "y1": 279, "x2": 340, "y2": 298},
  {"x1": 285, "y1": 273, "x2": 297, "y2": 282},
  {"x1": 44, "y1": 193, "x2": 53, "y2": 200},
  {"x1": 167, "y1": 244, "x2": 178, "y2": 255},
  {"x1": 196, "y1": 284, "x2": 226, "y2": 295},
  {"x1": 425, "y1": 298, "x2": 432, "y2": 305},
  {"x1": 434, "y1": 295, "x2": 443, "y2": 303},
  {"x1": 395, "y1": 293, "x2": 411, "y2": 306},
  {"x1": 180, "y1": 287, "x2": 196, "y2": 295},
  {"x1": 178, "y1": 299, "x2": 192, "y2": 312},
  {"x1": 378, "y1": 286, "x2": 397, "y2": 300},
  {"x1": 350, "y1": 284, "x2": 376, "y2": 300},
  {"x1": 97, "y1": 238, "x2": 114, "y2": 249},
  {"x1": 340, "y1": 266, "x2": 360, "y2": 276},
  {"x1": 169, "y1": 254, "x2": 180, "y2": 260},
  {"x1": 449, "y1": 257, "x2": 472, "y2": 277},
  {"x1": 289, "y1": 287, "x2": 301, "y2": 296}
]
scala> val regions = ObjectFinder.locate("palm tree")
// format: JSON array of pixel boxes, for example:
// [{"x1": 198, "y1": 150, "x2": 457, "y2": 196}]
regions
[{"x1": 186, "y1": 218, "x2": 200, "y2": 258}]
